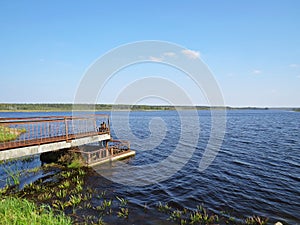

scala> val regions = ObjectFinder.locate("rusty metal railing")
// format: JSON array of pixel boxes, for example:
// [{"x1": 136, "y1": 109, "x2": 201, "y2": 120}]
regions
[
  {"x1": 107, "y1": 140, "x2": 130, "y2": 155},
  {"x1": 0, "y1": 114, "x2": 110, "y2": 150},
  {"x1": 69, "y1": 139, "x2": 131, "y2": 165}
]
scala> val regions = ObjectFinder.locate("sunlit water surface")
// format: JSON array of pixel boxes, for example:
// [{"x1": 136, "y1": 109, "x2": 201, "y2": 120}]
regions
[{"x1": 0, "y1": 110, "x2": 299, "y2": 224}]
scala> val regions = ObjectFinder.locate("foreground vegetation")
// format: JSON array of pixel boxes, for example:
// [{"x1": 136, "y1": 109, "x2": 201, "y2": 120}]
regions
[
  {"x1": 0, "y1": 155, "x2": 273, "y2": 225},
  {"x1": 0, "y1": 197, "x2": 71, "y2": 225}
]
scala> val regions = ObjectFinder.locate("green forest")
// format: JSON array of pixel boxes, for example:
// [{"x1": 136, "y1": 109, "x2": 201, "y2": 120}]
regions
[
  {"x1": 0, "y1": 103, "x2": 295, "y2": 112},
  {"x1": 0, "y1": 103, "x2": 211, "y2": 111}
]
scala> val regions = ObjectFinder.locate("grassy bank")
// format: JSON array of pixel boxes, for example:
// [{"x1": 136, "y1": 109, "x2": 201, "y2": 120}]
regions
[
  {"x1": 0, "y1": 126, "x2": 26, "y2": 142},
  {"x1": 0, "y1": 197, "x2": 71, "y2": 225},
  {"x1": 0, "y1": 154, "x2": 272, "y2": 225},
  {"x1": 0, "y1": 164, "x2": 271, "y2": 225}
]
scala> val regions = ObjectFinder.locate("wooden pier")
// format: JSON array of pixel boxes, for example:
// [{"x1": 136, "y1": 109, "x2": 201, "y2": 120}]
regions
[{"x1": 0, "y1": 115, "x2": 135, "y2": 164}]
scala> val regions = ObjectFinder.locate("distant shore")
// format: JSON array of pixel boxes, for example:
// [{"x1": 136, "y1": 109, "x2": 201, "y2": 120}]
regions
[{"x1": 0, "y1": 103, "x2": 298, "y2": 112}]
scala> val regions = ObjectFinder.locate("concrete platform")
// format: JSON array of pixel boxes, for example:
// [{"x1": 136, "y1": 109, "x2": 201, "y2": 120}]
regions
[
  {"x1": 88, "y1": 150, "x2": 136, "y2": 167},
  {"x1": 0, "y1": 133, "x2": 111, "y2": 161}
]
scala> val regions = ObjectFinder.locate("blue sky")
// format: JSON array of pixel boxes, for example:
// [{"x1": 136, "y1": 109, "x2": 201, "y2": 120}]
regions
[{"x1": 0, "y1": 0, "x2": 299, "y2": 107}]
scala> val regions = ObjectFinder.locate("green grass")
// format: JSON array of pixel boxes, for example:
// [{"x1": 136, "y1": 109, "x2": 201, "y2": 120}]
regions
[
  {"x1": 245, "y1": 215, "x2": 268, "y2": 225},
  {"x1": 0, "y1": 164, "x2": 272, "y2": 225},
  {"x1": 0, "y1": 197, "x2": 72, "y2": 225},
  {"x1": 67, "y1": 158, "x2": 84, "y2": 169},
  {"x1": 0, "y1": 125, "x2": 26, "y2": 142}
]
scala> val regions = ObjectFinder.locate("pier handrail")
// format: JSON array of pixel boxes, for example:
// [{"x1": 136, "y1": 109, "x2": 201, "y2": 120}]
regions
[{"x1": 0, "y1": 114, "x2": 110, "y2": 151}]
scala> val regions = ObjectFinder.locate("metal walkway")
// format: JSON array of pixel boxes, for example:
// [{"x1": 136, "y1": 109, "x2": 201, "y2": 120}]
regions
[{"x1": 0, "y1": 114, "x2": 111, "y2": 160}]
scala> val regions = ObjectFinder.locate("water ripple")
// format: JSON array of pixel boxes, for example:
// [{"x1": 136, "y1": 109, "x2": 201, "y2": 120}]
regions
[{"x1": 1, "y1": 110, "x2": 299, "y2": 224}]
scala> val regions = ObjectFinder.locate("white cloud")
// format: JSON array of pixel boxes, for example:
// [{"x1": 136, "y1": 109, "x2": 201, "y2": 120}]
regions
[
  {"x1": 149, "y1": 56, "x2": 163, "y2": 62},
  {"x1": 163, "y1": 52, "x2": 176, "y2": 57},
  {"x1": 181, "y1": 49, "x2": 200, "y2": 59},
  {"x1": 252, "y1": 70, "x2": 262, "y2": 75},
  {"x1": 148, "y1": 52, "x2": 176, "y2": 62},
  {"x1": 289, "y1": 63, "x2": 300, "y2": 68}
]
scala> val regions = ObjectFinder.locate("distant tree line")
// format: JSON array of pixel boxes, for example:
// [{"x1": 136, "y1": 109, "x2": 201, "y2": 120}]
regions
[
  {"x1": 0, "y1": 103, "x2": 109, "y2": 111},
  {"x1": 0, "y1": 103, "x2": 277, "y2": 112},
  {"x1": 0, "y1": 103, "x2": 216, "y2": 111}
]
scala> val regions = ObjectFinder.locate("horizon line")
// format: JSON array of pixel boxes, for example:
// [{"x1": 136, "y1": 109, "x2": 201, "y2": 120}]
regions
[{"x1": 0, "y1": 103, "x2": 299, "y2": 109}]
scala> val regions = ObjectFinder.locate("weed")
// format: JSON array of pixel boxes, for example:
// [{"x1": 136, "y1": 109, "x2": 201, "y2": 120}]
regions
[
  {"x1": 28, "y1": 183, "x2": 41, "y2": 192},
  {"x1": 169, "y1": 209, "x2": 182, "y2": 222},
  {"x1": 56, "y1": 189, "x2": 67, "y2": 199},
  {"x1": 87, "y1": 187, "x2": 94, "y2": 193},
  {"x1": 187, "y1": 206, "x2": 219, "y2": 225},
  {"x1": 229, "y1": 216, "x2": 236, "y2": 223},
  {"x1": 157, "y1": 201, "x2": 171, "y2": 213},
  {"x1": 97, "y1": 217, "x2": 105, "y2": 225},
  {"x1": 77, "y1": 179, "x2": 84, "y2": 186},
  {"x1": 72, "y1": 176, "x2": 84, "y2": 185},
  {"x1": 72, "y1": 207, "x2": 77, "y2": 214},
  {"x1": 78, "y1": 168, "x2": 86, "y2": 176},
  {"x1": 116, "y1": 196, "x2": 128, "y2": 207},
  {"x1": 190, "y1": 211, "x2": 202, "y2": 224},
  {"x1": 37, "y1": 192, "x2": 52, "y2": 201},
  {"x1": 74, "y1": 183, "x2": 83, "y2": 193},
  {"x1": 0, "y1": 185, "x2": 9, "y2": 195},
  {"x1": 26, "y1": 166, "x2": 40, "y2": 173},
  {"x1": 117, "y1": 207, "x2": 129, "y2": 219},
  {"x1": 102, "y1": 199, "x2": 112, "y2": 208},
  {"x1": 97, "y1": 199, "x2": 112, "y2": 214},
  {"x1": 61, "y1": 171, "x2": 72, "y2": 178},
  {"x1": 52, "y1": 200, "x2": 68, "y2": 210},
  {"x1": 143, "y1": 203, "x2": 149, "y2": 212},
  {"x1": 68, "y1": 194, "x2": 82, "y2": 206},
  {"x1": 98, "y1": 190, "x2": 106, "y2": 199},
  {"x1": 83, "y1": 202, "x2": 92, "y2": 209},
  {"x1": 83, "y1": 193, "x2": 92, "y2": 201},
  {"x1": 245, "y1": 215, "x2": 268, "y2": 225},
  {"x1": 3, "y1": 166, "x2": 20, "y2": 186},
  {"x1": 180, "y1": 219, "x2": 187, "y2": 225},
  {"x1": 58, "y1": 180, "x2": 70, "y2": 189},
  {"x1": 67, "y1": 157, "x2": 84, "y2": 169}
]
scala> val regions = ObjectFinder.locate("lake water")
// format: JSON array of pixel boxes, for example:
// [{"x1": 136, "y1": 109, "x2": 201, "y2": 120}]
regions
[{"x1": 0, "y1": 110, "x2": 299, "y2": 224}]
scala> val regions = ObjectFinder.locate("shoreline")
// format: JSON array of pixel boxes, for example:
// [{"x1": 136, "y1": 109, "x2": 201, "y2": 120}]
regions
[
  {"x1": 0, "y1": 108, "x2": 294, "y2": 113},
  {"x1": 0, "y1": 159, "x2": 276, "y2": 225},
  {"x1": 1, "y1": 103, "x2": 298, "y2": 112}
]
